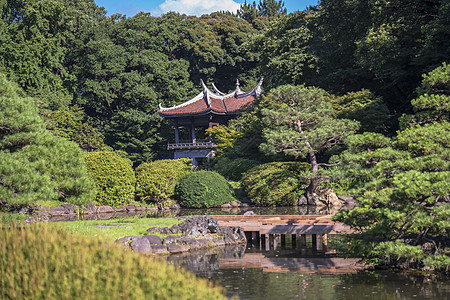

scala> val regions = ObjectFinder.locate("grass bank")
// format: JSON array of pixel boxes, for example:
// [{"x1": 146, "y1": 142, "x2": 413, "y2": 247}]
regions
[{"x1": 49, "y1": 215, "x2": 183, "y2": 243}]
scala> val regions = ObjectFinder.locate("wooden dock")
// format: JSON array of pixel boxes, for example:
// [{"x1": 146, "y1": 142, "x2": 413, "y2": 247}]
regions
[
  {"x1": 211, "y1": 215, "x2": 355, "y2": 251},
  {"x1": 211, "y1": 215, "x2": 354, "y2": 235}
]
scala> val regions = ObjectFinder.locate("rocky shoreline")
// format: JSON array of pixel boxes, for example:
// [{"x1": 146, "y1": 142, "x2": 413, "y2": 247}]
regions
[{"x1": 115, "y1": 216, "x2": 247, "y2": 255}]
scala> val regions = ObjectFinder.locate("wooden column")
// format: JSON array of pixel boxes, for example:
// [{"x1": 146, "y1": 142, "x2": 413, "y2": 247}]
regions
[{"x1": 191, "y1": 124, "x2": 196, "y2": 143}]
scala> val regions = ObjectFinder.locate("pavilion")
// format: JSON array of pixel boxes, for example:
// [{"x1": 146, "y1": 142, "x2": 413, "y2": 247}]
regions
[{"x1": 158, "y1": 78, "x2": 263, "y2": 165}]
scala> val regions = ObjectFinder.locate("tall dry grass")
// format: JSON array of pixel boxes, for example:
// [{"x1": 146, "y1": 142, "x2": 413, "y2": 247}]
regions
[{"x1": 0, "y1": 224, "x2": 225, "y2": 299}]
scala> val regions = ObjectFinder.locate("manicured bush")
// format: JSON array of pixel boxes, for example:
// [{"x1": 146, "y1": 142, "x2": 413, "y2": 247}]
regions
[
  {"x1": 136, "y1": 158, "x2": 192, "y2": 203},
  {"x1": 213, "y1": 156, "x2": 261, "y2": 181},
  {"x1": 175, "y1": 171, "x2": 236, "y2": 208},
  {"x1": 0, "y1": 224, "x2": 225, "y2": 299},
  {"x1": 84, "y1": 151, "x2": 136, "y2": 207},
  {"x1": 241, "y1": 162, "x2": 310, "y2": 206}
]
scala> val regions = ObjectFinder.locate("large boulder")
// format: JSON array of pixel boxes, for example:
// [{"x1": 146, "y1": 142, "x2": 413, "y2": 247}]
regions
[
  {"x1": 130, "y1": 237, "x2": 152, "y2": 254},
  {"x1": 309, "y1": 187, "x2": 342, "y2": 207}
]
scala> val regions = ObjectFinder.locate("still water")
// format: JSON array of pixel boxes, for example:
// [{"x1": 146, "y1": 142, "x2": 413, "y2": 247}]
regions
[{"x1": 166, "y1": 244, "x2": 450, "y2": 299}]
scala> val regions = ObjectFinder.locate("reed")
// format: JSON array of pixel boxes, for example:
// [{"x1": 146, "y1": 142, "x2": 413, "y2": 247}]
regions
[{"x1": 0, "y1": 224, "x2": 225, "y2": 299}]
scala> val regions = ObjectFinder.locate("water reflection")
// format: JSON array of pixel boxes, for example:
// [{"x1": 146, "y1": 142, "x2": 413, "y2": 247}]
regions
[{"x1": 166, "y1": 245, "x2": 450, "y2": 299}]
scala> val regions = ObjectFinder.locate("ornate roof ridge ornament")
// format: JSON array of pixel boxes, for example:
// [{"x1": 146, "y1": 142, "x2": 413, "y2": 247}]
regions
[
  {"x1": 235, "y1": 79, "x2": 243, "y2": 96},
  {"x1": 201, "y1": 79, "x2": 211, "y2": 107},
  {"x1": 211, "y1": 83, "x2": 226, "y2": 96}
]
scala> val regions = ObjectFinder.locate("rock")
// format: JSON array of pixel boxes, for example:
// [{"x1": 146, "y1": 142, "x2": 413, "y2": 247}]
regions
[
  {"x1": 221, "y1": 203, "x2": 232, "y2": 208},
  {"x1": 169, "y1": 224, "x2": 180, "y2": 234},
  {"x1": 115, "y1": 206, "x2": 127, "y2": 212},
  {"x1": 130, "y1": 237, "x2": 152, "y2": 254},
  {"x1": 241, "y1": 203, "x2": 250, "y2": 208},
  {"x1": 115, "y1": 236, "x2": 139, "y2": 247},
  {"x1": 142, "y1": 235, "x2": 162, "y2": 245},
  {"x1": 151, "y1": 244, "x2": 168, "y2": 254},
  {"x1": 168, "y1": 244, "x2": 190, "y2": 254},
  {"x1": 48, "y1": 208, "x2": 66, "y2": 216},
  {"x1": 170, "y1": 203, "x2": 181, "y2": 210},
  {"x1": 126, "y1": 205, "x2": 136, "y2": 212},
  {"x1": 135, "y1": 206, "x2": 145, "y2": 212},
  {"x1": 243, "y1": 210, "x2": 256, "y2": 216},
  {"x1": 231, "y1": 201, "x2": 241, "y2": 207},
  {"x1": 162, "y1": 236, "x2": 178, "y2": 245},
  {"x1": 178, "y1": 216, "x2": 220, "y2": 238},
  {"x1": 97, "y1": 205, "x2": 114, "y2": 214},
  {"x1": 84, "y1": 203, "x2": 96, "y2": 215},
  {"x1": 297, "y1": 196, "x2": 308, "y2": 206},
  {"x1": 61, "y1": 204, "x2": 75, "y2": 214},
  {"x1": 309, "y1": 187, "x2": 342, "y2": 207}
]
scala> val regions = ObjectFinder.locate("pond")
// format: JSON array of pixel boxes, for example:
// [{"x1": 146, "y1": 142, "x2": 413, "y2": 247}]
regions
[{"x1": 165, "y1": 243, "x2": 450, "y2": 299}]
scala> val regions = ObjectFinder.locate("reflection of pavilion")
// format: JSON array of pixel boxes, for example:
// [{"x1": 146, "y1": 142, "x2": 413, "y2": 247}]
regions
[{"x1": 158, "y1": 78, "x2": 263, "y2": 165}]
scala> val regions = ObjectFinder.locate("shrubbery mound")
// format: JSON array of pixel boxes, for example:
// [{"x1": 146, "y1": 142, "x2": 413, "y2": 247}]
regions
[
  {"x1": 84, "y1": 151, "x2": 136, "y2": 207},
  {"x1": 0, "y1": 224, "x2": 225, "y2": 299},
  {"x1": 136, "y1": 158, "x2": 192, "y2": 204},
  {"x1": 175, "y1": 171, "x2": 235, "y2": 208},
  {"x1": 242, "y1": 162, "x2": 310, "y2": 206},
  {"x1": 213, "y1": 157, "x2": 261, "y2": 181}
]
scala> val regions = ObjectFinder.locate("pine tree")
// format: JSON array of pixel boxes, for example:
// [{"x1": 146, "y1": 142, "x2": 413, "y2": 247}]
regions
[{"x1": 0, "y1": 74, "x2": 95, "y2": 207}]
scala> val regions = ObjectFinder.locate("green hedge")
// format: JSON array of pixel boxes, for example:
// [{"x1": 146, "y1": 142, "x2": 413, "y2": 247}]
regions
[
  {"x1": 175, "y1": 171, "x2": 236, "y2": 208},
  {"x1": 136, "y1": 158, "x2": 192, "y2": 203},
  {"x1": 0, "y1": 224, "x2": 225, "y2": 299},
  {"x1": 213, "y1": 157, "x2": 261, "y2": 180},
  {"x1": 241, "y1": 162, "x2": 310, "y2": 206},
  {"x1": 84, "y1": 152, "x2": 136, "y2": 207}
]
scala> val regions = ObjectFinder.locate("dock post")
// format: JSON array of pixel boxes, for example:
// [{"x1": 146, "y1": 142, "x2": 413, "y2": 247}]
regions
[
  {"x1": 322, "y1": 234, "x2": 328, "y2": 251},
  {"x1": 300, "y1": 234, "x2": 306, "y2": 248},
  {"x1": 281, "y1": 234, "x2": 286, "y2": 249},
  {"x1": 252, "y1": 232, "x2": 258, "y2": 248},
  {"x1": 269, "y1": 234, "x2": 274, "y2": 250},
  {"x1": 312, "y1": 234, "x2": 318, "y2": 250},
  {"x1": 265, "y1": 234, "x2": 270, "y2": 251},
  {"x1": 291, "y1": 234, "x2": 297, "y2": 249}
]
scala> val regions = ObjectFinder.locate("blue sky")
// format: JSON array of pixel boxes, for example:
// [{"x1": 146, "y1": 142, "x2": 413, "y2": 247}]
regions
[{"x1": 94, "y1": 0, "x2": 319, "y2": 17}]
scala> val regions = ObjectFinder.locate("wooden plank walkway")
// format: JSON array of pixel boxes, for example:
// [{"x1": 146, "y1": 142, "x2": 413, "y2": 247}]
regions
[{"x1": 211, "y1": 215, "x2": 354, "y2": 235}]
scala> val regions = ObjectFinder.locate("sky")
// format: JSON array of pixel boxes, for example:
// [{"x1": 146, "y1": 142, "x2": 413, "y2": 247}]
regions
[{"x1": 94, "y1": 0, "x2": 319, "y2": 17}]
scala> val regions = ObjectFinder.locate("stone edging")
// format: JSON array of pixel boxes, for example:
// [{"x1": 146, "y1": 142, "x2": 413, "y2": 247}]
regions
[{"x1": 115, "y1": 216, "x2": 247, "y2": 255}]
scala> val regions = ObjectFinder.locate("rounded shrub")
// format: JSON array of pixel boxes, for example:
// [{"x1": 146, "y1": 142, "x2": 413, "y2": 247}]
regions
[
  {"x1": 84, "y1": 151, "x2": 136, "y2": 207},
  {"x1": 241, "y1": 162, "x2": 310, "y2": 206},
  {"x1": 135, "y1": 158, "x2": 192, "y2": 203},
  {"x1": 1, "y1": 224, "x2": 225, "y2": 299},
  {"x1": 175, "y1": 171, "x2": 236, "y2": 208},
  {"x1": 213, "y1": 156, "x2": 261, "y2": 180}
]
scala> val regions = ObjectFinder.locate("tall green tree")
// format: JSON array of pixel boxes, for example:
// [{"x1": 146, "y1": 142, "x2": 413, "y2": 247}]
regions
[
  {"x1": 0, "y1": 74, "x2": 95, "y2": 207},
  {"x1": 260, "y1": 85, "x2": 359, "y2": 201},
  {"x1": 333, "y1": 65, "x2": 450, "y2": 271}
]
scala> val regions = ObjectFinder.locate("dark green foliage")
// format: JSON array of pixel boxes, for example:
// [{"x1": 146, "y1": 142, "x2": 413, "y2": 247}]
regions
[
  {"x1": 213, "y1": 157, "x2": 261, "y2": 181},
  {"x1": 84, "y1": 151, "x2": 135, "y2": 207},
  {"x1": 241, "y1": 162, "x2": 310, "y2": 206},
  {"x1": 399, "y1": 62, "x2": 450, "y2": 129},
  {"x1": 0, "y1": 224, "x2": 226, "y2": 299},
  {"x1": 0, "y1": 73, "x2": 95, "y2": 207},
  {"x1": 135, "y1": 158, "x2": 192, "y2": 203},
  {"x1": 175, "y1": 171, "x2": 235, "y2": 208},
  {"x1": 45, "y1": 110, "x2": 107, "y2": 151},
  {"x1": 333, "y1": 89, "x2": 391, "y2": 133}
]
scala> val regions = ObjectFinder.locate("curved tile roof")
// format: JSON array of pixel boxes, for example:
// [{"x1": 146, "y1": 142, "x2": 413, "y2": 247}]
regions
[{"x1": 158, "y1": 78, "x2": 263, "y2": 117}]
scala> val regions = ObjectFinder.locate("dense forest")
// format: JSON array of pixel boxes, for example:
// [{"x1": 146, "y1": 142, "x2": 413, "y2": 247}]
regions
[
  {"x1": 1, "y1": 0, "x2": 448, "y2": 163},
  {"x1": 0, "y1": 0, "x2": 449, "y2": 272}
]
